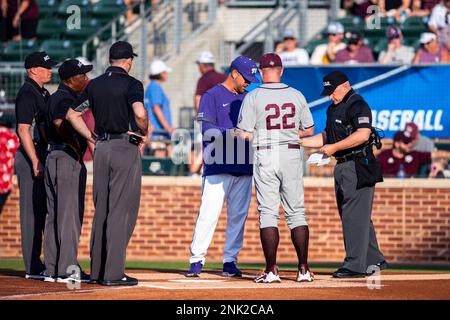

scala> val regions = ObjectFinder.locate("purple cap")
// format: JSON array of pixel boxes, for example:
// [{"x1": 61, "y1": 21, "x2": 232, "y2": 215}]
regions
[
  {"x1": 386, "y1": 25, "x2": 402, "y2": 40},
  {"x1": 230, "y1": 56, "x2": 259, "y2": 83}
]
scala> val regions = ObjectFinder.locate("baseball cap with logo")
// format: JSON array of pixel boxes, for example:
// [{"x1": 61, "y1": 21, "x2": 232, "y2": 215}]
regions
[
  {"x1": 327, "y1": 22, "x2": 344, "y2": 35},
  {"x1": 403, "y1": 122, "x2": 419, "y2": 140},
  {"x1": 320, "y1": 71, "x2": 349, "y2": 96},
  {"x1": 259, "y1": 52, "x2": 282, "y2": 69},
  {"x1": 24, "y1": 51, "x2": 57, "y2": 69},
  {"x1": 386, "y1": 25, "x2": 402, "y2": 41},
  {"x1": 149, "y1": 60, "x2": 172, "y2": 76},
  {"x1": 419, "y1": 32, "x2": 437, "y2": 44},
  {"x1": 394, "y1": 131, "x2": 413, "y2": 144},
  {"x1": 196, "y1": 51, "x2": 215, "y2": 64},
  {"x1": 58, "y1": 59, "x2": 93, "y2": 80},
  {"x1": 230, "y1": 56, "x2": 259, "y2": 83},
  {"x1": 109, "y1": 41, "x2": 138, "y2": 59}
]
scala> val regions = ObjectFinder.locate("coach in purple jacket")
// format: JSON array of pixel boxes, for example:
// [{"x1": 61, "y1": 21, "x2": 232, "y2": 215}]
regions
[{"x1": 186, "y1": 56, "x2": 259, "y2": 278}]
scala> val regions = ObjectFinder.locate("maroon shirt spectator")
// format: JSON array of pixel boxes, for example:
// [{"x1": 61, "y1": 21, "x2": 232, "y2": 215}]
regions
[
  {"x1": 194, "y1": 51, "x2": 227, "y2": 112},
  {"x1": 421, "y1": 0, "x2": 440, "y2": 10},
  {"x1": 377, "y1": 131, "x2": 431, "y2": 177},
  {"x1": 1, "y1": 0, "x2": 39, "y2": 41},
  {"x1": 334, "y1": 31, "x2": 375, "y2": 63}
]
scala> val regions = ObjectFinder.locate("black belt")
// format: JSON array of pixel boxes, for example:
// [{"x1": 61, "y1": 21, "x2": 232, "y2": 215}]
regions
[
  {"x1": 257, "y1": 143, "x2": 300, "y2": 150},
  {"x1": 97, "y1": 133, "x2": 128, "y2": 141},
  {"x1": 48, "y1": 144, "x2": 80, "y2": 161},
  {"x1": 335, "y1": 147, "x2": 370, "y2": 164}
]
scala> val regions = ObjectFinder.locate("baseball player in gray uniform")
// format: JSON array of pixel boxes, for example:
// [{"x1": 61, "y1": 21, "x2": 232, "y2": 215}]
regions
[{"x1": 234, "y1": 53, "x2": 315, "y2": 283}]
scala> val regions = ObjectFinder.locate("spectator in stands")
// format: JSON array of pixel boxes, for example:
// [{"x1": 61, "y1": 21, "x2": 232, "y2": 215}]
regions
[
  {"x1": 377, "y1": 0, "x2": 411, "y2": 20},
  {"x1": 341, "y1": 0, "x2": 376, "y2": 19},
  {"x1": 145, "y1": 59, "x2": 174, "y2": 158},
  {"x1": 429, "y1": 159, "x2": 450, "y2": 178},
  {"x1": 413, "y1": 32, "x2": 450, "y2": 63},
  {"x1": 275, "y1": 29, "x2": 309, "y2": 66},
  {"x1": 310, "y1": 22, "x2": 347, "y2": 64},
  {"x1": 378, "y1": 25, "x2": 415, "y2": 63},
  {"x1": 428, "y1": 0, "x2": 450, "y2": 49},
  {"x1": 377, "y1": 130, "x2": 431, "y2": 177},
  {"x1": 0, "y1": 0, "x2": 39, "y2": 42},
  {"x1": 403, "y1": 0, "x2": 435, "y2": 18},
  {"x1": 194, "y1": 51, "x2": 227, "y2": 112},
  {"x1": 403, "y1": 122, "x2": 437, "y2": 152},
  {"x1": 0, "y1": 122, "x2": 19, "y2": 214},
  {"x1": 334, "y1": 31, "x2": 375, "y2": 63}
]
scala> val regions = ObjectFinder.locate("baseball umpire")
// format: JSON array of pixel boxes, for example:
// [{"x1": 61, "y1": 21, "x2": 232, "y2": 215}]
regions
[
  {"x1": 66, "y1": 41, "x2": 148, "y2": 286},
  {"x1": 235, "y1": 53, "x2": 315, "y2": 283},
  {"x1": 43, "y1": 59, "x2": 93, "y2": 283},
  {"x1": 15, "y1": 51, "x2": 56, "y2": 279},
  {"x1": 186, "y1": 56, "x2": 259, "y2": 278},
  {"x1": 301, "y1": 71, "x2": 387, "y2": 278}
]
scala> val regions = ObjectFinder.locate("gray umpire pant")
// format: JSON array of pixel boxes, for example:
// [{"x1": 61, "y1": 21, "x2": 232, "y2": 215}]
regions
[
  {"x1": 14, "y1": 146, "x2": 48, "y2": 275},
  {"x1": 334, "y1": 160, "x2": 385, "y2": 274},
  {"x1": 43, "y1": 150, "x2": 87, "y2": 277},
  {"x1": 90, "y1": 138, "x2": 141, "y2": 281}
]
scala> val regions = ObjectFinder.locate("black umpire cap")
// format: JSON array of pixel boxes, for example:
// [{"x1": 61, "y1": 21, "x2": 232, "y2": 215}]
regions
[
  {"x1": 320, "y1": 71, "x2": 349, "y2": 96},
  {"x1": 109, "y1": 41, "x2": 138, "y2": 60},
  {"x1": 58, "y1": 59, "x2": 93, "y2": 80},
  {"x1": 24, "y1": 51, "x2": 57, "y2": 69}
]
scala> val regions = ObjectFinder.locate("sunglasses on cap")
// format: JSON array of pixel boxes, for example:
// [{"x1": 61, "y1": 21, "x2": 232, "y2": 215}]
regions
[{"x1": 284, "y1": 37, "x2": 296, "y2": 41}]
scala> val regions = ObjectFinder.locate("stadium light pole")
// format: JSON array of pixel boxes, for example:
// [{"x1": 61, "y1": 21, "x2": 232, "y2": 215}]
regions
[
  {"x1": 139, "y1": 1, "x2": 147, "y2": 81},
  {"x1": 174, "y1": 0, "x2": 183, "y2": 54},
  {"x1": 298, "y1": 0, "x2": 308, "y2": 48},
  {"x1": 329, "y1": 0, "x2": 339, "y2": 24},
  {"x1": 208, "y1": 0, "x2": 217, "y2": 23}
]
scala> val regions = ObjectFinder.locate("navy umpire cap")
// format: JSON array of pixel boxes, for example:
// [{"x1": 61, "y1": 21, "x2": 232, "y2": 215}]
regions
[
  {"x1": 58, "y1": 59, "x2": 93, "y2": 80},
  {"x1": 230, "y1": 56, "x2": 259, "y2": 83},
  {"x1": 24, "y1": 51, "x2": 57, "y2": 69},
  {"x1": 320, "y1": 71, "x2": 349, "y2": 96},
  {"x1": 109, "y1": 41, "x2": 138, "y2": 59}
]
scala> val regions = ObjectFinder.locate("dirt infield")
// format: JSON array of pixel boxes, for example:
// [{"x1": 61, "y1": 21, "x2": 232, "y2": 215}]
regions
[{"x1": 1, "y1": 269, "x2": 450, "y2": 300}]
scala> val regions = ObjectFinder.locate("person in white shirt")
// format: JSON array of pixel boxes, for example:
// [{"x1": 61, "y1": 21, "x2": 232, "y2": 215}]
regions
[
  {"x1": 378, "y1": 25, "x2": 415, "y2": 64},
  {"x1": 428, "y1": 0, "x2": 450, "y2": 49},
  {"x1": 275, "y1": 29, "x2": 309, "y2": 66},
  {"x1": 310, "y1": 22, "x2": 347, "y2": 65}
]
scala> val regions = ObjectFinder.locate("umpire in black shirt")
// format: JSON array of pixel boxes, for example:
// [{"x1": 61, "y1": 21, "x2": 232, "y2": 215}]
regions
[
  {"x1": 43, "y1": 59, "x2": 93, "y2": 283},
  {"x1": 66, "y1": 41, "x2": 148, "y2": 286},
  {"x1": 301, "y1": 71, "x2": 386, "y2": 278},
  {"x1": 15, "y1": 51, "x2": 56, "y2": 279}
]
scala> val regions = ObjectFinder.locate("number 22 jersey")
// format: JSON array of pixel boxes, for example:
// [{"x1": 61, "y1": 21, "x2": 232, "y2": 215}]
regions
[{"x1": 237, "y1": 82, "x2": 314, "y2": 147}]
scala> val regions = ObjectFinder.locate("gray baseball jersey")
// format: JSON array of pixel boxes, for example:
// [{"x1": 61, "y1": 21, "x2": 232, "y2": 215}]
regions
[
  {"x1": 237, "y1": 82, "x2": 314, "y2": 147},
  {"x1": 236, "y1": 82, "x2": 314, "y2": 229}
]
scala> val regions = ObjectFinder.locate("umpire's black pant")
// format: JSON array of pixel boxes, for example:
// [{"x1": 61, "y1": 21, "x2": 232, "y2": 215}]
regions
[
  {"x1": 334, "y1": 160, "x2": 385, "y2": 274},
  {"x1": 14, "y1": 146, "x2": 48, "y2": 275},
  {"x1": 90, "y1": 138, "x2": 141, "y2": 281},
  {"x1": 44, "y1": 150, "x2": 87, "y2": 277}
]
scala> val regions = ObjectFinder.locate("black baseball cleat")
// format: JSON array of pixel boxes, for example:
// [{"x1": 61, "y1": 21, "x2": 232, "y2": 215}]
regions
[
  {"x1": 332, "y1": 268, "x2": 366, "y2": 278},
  {"x1": 99, "y1": 275, "x2": 138, "y2": 286},
  {"x1": 366, "y1": 260, "x2": 388, "y2": 276}
]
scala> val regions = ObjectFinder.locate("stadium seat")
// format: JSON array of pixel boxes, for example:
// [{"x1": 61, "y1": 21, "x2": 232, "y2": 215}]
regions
[
  {"x1": 363, "y1": 16, "x2": 397, "y2": 38},
  {"x1": 371, "y1": 38, "x2": 389, "y2": 56},
  {"x1": 401, "y1": 16, "x2": 428, "y2": 38},
  {"x1": 37, "y1": 19, "x2": 65, "y2": 39},
  {"x1": 40, "y1": 39, "x2": 76, "y2": 62},
  {"x1": 1, "y1": 40, "x2": 39, "y2": 61},
  {"x1": 37, "y1": 0, "x2": 60, "y2": 17},
  {"x1": 90, "y1": 0, "x2": 126, "y2": 18},
  {"x1": 336, "y1": 16, "x2": 364, "y2": 32},
  {"x1": 64, "y1": 18, "x2": 102, "y2": 40}
]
